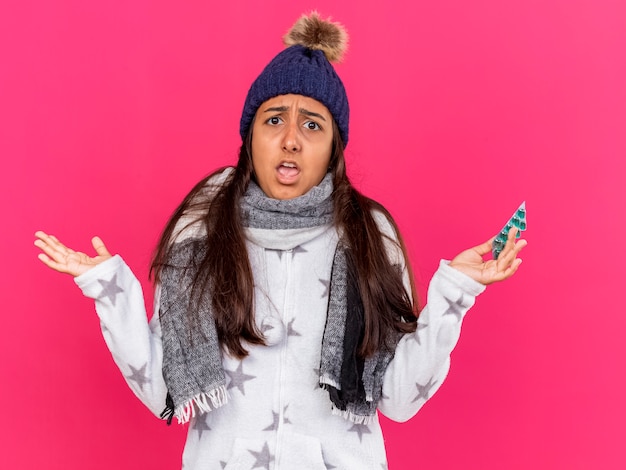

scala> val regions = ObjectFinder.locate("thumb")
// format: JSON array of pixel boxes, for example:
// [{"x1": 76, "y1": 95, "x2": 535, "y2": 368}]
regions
[
  {"x1": 473, "y1": 237, "x2": 495, "y2": 258},
  {"x1": 91, "y1": 236, "x2": 111, "y2": 257}
]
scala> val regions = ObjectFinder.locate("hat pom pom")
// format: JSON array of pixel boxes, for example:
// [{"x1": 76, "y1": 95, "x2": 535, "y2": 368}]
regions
[{"x1": 283, "y1": 11, "x2": 348, "y2": 63}]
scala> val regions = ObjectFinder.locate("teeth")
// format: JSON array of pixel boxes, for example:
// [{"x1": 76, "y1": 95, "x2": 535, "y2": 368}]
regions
[{"x1": 282, "y1": 162, "x2": 296, "y2": 168}]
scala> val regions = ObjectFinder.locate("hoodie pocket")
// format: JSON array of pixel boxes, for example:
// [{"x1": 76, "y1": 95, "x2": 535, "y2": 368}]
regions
[
  {"x1": 224, "y1": 434, "x2": 328, "y2": 470},
  {"x1": 224, "y1": 438, "x2": 273, "y2": 470},
  {"x1": 276, "y1": 432, "x2": 328, "y2": 469}
]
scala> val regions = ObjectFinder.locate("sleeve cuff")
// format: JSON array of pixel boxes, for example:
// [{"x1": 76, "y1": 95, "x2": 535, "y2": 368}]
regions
[
  {"x1": 437, "y1": 259, "x2": 486, "y2": 298},
  {"x1": 74, "y1": 255, "x2": 125, "y2": 298}
]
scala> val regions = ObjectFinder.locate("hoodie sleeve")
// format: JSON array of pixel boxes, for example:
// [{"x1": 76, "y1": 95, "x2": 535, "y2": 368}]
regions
[
  {"x1": 74, "y1": 255, "x2": 168, "y2": 418},
  {"x1": 378, "y1": 260, "x2": 485, "y2": 422}
]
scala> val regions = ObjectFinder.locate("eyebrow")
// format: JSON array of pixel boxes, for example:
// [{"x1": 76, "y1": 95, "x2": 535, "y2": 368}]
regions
[{"x1": 263, "y1": 106, "x2": 327, "y2": 122}]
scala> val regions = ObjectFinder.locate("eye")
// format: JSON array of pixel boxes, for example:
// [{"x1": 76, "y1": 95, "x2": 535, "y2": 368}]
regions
[
  {"x1": 304, "y1": 120, "x2": 321, "y2": 131},
  {"x1": 267, "y1": 116, "x2": 283, "y2": 126}
]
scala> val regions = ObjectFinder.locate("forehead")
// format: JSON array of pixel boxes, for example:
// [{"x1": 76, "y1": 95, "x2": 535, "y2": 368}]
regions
[{"x1": 258, "y1": 94, "x2": 331, "y2": 117}]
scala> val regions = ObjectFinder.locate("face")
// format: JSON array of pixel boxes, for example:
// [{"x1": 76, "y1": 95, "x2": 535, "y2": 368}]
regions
[{"x1": 251, "y1": 94, "x2": 333, "y2": 200}]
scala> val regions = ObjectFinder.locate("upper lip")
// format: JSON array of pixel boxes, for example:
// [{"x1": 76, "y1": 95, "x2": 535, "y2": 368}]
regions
[{"x1": 277, "y1": 160, "x2": 300, "y2": 170}]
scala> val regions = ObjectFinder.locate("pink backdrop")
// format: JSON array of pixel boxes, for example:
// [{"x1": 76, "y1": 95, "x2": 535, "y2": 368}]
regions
[{"x1": 2, "y1": 0, "x2": 625, "y2": 468}]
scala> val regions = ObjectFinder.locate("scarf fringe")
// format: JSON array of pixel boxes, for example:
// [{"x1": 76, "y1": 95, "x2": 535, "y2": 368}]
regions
[
  {"x1": 319, "y1": 374, "x2": 340, "y2": 390},
  {"x1": 173, "y1": 385, "x2": 229, "y2": 424},
  {"x1": 330, "y1": 405, "x2": 377, "y2": 425},
  {"x1": 321, "y1": 375, "x2": 377, "y2": 424}
]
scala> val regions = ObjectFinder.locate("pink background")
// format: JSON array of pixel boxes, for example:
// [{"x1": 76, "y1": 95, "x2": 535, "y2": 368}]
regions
[{"x1": 2, "y1": 0, "x2": 625, "y2": 468}]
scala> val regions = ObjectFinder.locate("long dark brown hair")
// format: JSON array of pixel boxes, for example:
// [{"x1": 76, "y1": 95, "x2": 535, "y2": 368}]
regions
[{"x1": 151, "y1": 122, "x2": 419, "y2": 359}]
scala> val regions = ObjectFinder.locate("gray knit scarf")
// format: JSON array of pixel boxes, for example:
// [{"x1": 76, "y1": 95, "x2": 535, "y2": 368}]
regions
[{"x1": 159, "y1": 173, "x2": 402, "y2": 425}]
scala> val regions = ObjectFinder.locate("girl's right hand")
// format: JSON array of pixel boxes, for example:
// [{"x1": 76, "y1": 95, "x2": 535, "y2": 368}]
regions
[{"x1": 34, "y1": 231, "x2": 113, "y2": 277}]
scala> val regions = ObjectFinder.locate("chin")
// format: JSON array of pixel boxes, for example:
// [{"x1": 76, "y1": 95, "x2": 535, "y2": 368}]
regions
[{"x1": 271, "y1": 187, "x2": 305, "y2": 200}]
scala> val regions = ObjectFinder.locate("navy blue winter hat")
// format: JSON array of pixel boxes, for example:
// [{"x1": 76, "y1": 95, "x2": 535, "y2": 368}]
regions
[{"x1": 239, "y1": 12, "x2": 350, "y2": 146}]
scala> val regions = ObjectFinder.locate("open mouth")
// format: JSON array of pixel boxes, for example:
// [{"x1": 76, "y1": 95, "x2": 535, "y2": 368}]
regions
[{"x1": 277, "y1": 161, "x2": 300, "y2": 180}]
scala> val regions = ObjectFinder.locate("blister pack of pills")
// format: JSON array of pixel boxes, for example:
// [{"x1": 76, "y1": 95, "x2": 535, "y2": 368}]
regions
[{"x1": 492, "y1": 202, "x2": 527, "y2": 259}]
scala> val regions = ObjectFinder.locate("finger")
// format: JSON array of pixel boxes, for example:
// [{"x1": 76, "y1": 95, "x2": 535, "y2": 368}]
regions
[
  {"x1": 497, "y1": 228, "x2": 517, "y2": 256},
  {"x1": 497, "y1": 243, "x2": 519, "y2": 273},
  {"x1": 34, "y1": 237, "x2": 67, "y2": 262},
  {"x1": 501, "y1": 257, "x2": 523, "y2": 280},
  {"x1": 91, "y1": 236, "x2": 111, "y2": 257},
  {"x1": 512, "y1": 238, "x2": 528, "y2": 256},
  {"x1": 37, "y1": 252, "x2": 70, "y2": 274},
  {"x1": 48, "y1": 234, "x2": 69, "y2": 253},
  {"x1": 498, "y1": 238, "x2": 527, "y2": 269},
  {"x1": 36, "y1": 232, "x2": 69, "y2": 255},
  {"x1": 34, "y1": 230, "x2": 49, "y2": 240},
  {"x1": 473, "y1": 238, "x2": 496, "y2": 257},
  {"x1": 35, "y1": 231, "x2": 58, "y2": 247},
  {"x1": 506, "y1": 227, "x2": 519, "y2": 245},
  {"x1": 498, "y1": 243, "x2": 526, "y2": 278},
  {"x1": 497, "y1": 228, "x2": 524, "y2": 260}
]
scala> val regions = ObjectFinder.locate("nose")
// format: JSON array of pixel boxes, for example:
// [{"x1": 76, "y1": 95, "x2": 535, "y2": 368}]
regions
[{"x1": 282, "y1": 122, "x2": 301, "y2": 153}]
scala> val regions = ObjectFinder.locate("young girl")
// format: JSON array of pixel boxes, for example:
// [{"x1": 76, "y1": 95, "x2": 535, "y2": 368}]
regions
[{"x1": 35, "y1": 12, "x2": 526, "y2": 470}]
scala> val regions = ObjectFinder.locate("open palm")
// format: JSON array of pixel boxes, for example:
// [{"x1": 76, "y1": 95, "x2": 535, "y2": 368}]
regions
[
  {"x1": 449, "y1": 228, "x2": 527, "y2": 285},
  {"x1": 34, "y1": 231, "x2": 112, "y2": 277}
]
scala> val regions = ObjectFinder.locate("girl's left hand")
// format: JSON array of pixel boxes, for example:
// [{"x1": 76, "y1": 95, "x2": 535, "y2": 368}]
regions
[{"x1": 449, "y1": 228, "x2": 527, "y2": 285}]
